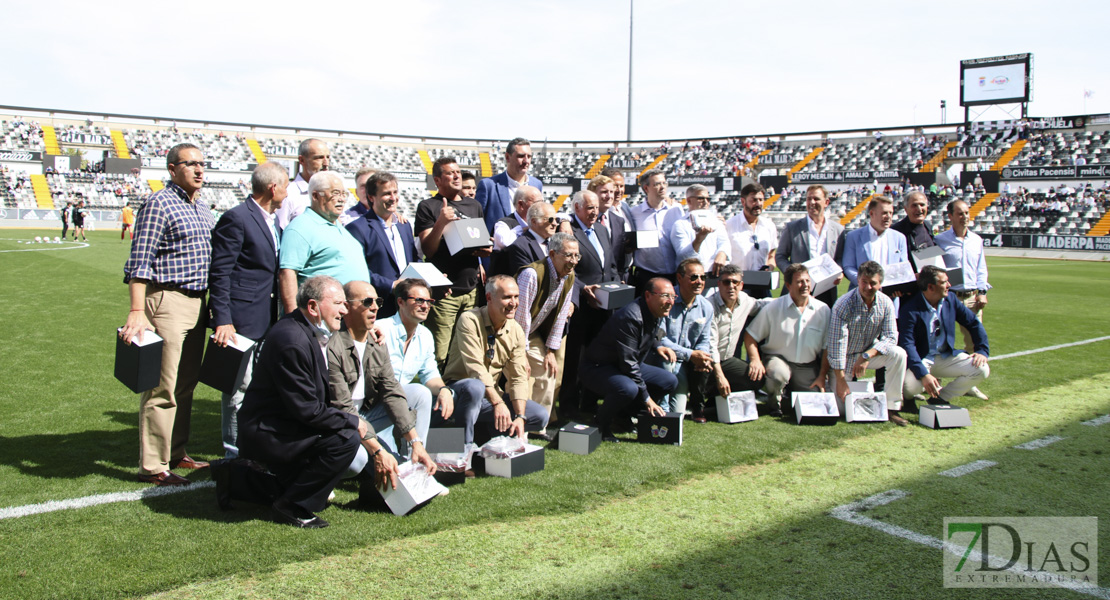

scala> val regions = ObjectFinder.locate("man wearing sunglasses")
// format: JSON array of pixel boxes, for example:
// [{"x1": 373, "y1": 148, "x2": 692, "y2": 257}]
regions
[
  {"x1": 442, "y1": 275, "x2": 548, "y2": 444},
  {"x1": 278, "y1": 171, "x2": 370, "y2": 314},
  {"x1": 121, "y1": 143, "x2": 217, "y2": 486},
  {"x1": 657, "y1": 258, "x2": 716, "y2": 422},
  {"x1": 501, "y1": 200, "x2": 558, "y2": 277},
  {"x1": 326, "y1": 280, "x2": 436, "y2": 488},
  {"x1": 706, "y1": 266, "x2": 769, "y2": 403},
  {"x1": 898, "y1": 266, "x2": 990, "y2": 414}
]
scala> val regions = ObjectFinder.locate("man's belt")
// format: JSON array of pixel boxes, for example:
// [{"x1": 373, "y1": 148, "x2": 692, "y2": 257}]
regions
[{"x1": 150, "y1": 282, "x2": 207, "y2": 299}]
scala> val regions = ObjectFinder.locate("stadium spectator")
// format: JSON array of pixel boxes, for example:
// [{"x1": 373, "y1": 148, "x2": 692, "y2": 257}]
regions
[
  {"x1": 898, "y1": 265, "x2": 990, "y2": 409},
  {"x1": 842, "y1": 195, "x2": 908, "y2": 288},
  {"x1": 237, "y1": 276, "x2": 361, "y2": 528},
  {"x1": 774, "y1": 184, "x2": 845, "y2": 306},
  {"x1": 475, "y1": 137, "x2": 543, "y2": 234},
  {"x1": 672, "y1": 184, "x2": 729, "y2": 276},
  {"x1": 277, "y1": 171, "x2": 370, "y2": 312},
  {"x1": 502, "y1": 200, "x2": 557, "y2": 277},
  {"x1": 891, "y1": 191, "x2": 936, "y2": 260},
  {"x1": 208, "y1": 161, "x2": 288, "y2": 457},
  {"x1": 706, "y1": 265, "x2": 767, "y2": 402},
  {"x1": 492, "y1": 185, "x2": 540, "y2": 251},
  {"x1": 414, "y1": 156, "x2": 488, "y2": 367},
  {"x1": 580, "y1": 277, "x2": 676, "y2": 443},
  {"x1": 273, "y1": 138, "x2": 330, "y2": 229},
  {"x1": 326, "y1": 280, "x2": 435, "y2": 470},
  {"x1": 627, "y1": 169, "x2": 683, "y2": 293},
  {"x1": 657, "y1": 258, "x2": 715, "y2": 422},
  {"x1": 725, "y1": 183, "x2": 778, "y2": 298},
  {"x1": 441, "y1": 275, "x2": 549, "y2": 444},
  {"x1": 378, "y1": 278, "x2": 455, "y2": 428},
  {"x1": 460, "y1": 170, "x2": 477, "y2": 199},
  {"x1": 935, "y1": 199, "x2": 991, "y2": 401},
  {"x1": 341, "y1": 166, "x2": 376, "y2": 224},
  {"x1": 346, "y1": 171, "x2": 420, "y2": 319},
  {"x1": 120, "y1": 143, "x2": 216, "y2": 486},
  {"x1": 825, "y1": 261, "x2": 908, "y2": 424},
  {"x1": 742, "y1": 264, "x2": 830, "y2": 418}
]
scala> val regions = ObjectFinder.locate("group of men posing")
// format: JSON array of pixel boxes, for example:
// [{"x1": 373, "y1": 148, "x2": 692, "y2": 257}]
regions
[{"x1": 117, "y1": 137, "x2": 993, "y2": 527}]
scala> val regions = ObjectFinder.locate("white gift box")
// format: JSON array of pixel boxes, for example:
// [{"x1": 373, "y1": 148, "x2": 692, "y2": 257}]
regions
[
  {"x1": 443, "y1": 218, "x2": 492, "y2": 256},
  {"x1": 792, "y1": 392, "x2": 840, "y2": 425},
  {"x1": 844, "y1": 392, "x2": 889, "y2": 422},
  {"x1": 715, "y1": 391, "x2": 758, "y2": 423},
  {"x1": 919, "y1": 404, "x2": 972, "y2": 429},
  {"x1": 378, "y1": 462, "x2": 449, "y2": 516}
]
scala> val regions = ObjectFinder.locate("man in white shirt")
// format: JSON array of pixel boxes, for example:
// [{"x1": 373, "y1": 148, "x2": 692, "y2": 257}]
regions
[
  {"x1": 725, "y1": 182, "x2": 778, "y2": 298},
  {"x1": 672, "y1": 184, "x2": 729, "y2": 276},
  {"x1": 274, "y1": 138, "x2": 331, "y2": 229},
  {"x1": 935, "y1": 199, "x2": 991, "y2": 401},
  {"x1": 743, "y1": 264, "x2": 830, "y2": 417},
  {"x1": 492, "y1": 186, "x2": 541, "y2": 250}
]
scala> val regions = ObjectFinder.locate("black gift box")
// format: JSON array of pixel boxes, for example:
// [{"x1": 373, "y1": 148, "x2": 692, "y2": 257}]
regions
[
  {"x1": 114, "y1": 329, "x2": 163, "y2": 394},
  {"x1": 595, "y1": 282, "x2": 636, "y2": 310},
  {"x1": 557, "y1": 422, "x2": 601, "y2": 455},
  {"x1": 199, "y1": 334, "x2": 255, "y2": 394},
  {"x1": 637, "y1": 411, "x2": 684, "y2": 445},
  {"x1": 425, "y1": 427, "x2": 466, "y2": 454},
  {"x1": 483, "y1": 444, "x2": 545, "y2": 478}
]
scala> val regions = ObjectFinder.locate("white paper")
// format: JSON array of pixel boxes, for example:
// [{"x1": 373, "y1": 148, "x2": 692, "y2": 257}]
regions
[
  {"x1": 118, "y1": 327, "x2": 162, "y2": 347},
  {"x1": 209, "y1": 332, "x2": 255, "y2": 352},
  {"x1": 882, "y1": 261, "x2": 916, "y2": 286},
  {"x1": 400, "y1": 263, "x2": 453, "y2": 288},
  {"x1": 802, "y1": 253, "x2": 843, "y2": 297}
]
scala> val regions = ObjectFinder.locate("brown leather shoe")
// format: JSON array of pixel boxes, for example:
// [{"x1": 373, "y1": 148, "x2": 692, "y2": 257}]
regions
[
  {"x1": 138, "y1": 471, "x2": 191, "y2": 486},
  {"x1": 171, "y1": 455, "x2": 210, "y2": 470},
  {"x1": 889, "y1": 413, "x2": 909, "y2": 427}
]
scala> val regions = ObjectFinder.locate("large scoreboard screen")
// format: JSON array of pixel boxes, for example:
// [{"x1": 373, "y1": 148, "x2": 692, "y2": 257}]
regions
[{"x1": 960, "y1": 54, "x2": 1032, "y2": 106}]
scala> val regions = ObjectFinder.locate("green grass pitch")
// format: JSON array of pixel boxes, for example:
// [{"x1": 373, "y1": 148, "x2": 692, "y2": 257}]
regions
[{"x1": 0, "y1": 229, "x2": 1107, "y2": 599}]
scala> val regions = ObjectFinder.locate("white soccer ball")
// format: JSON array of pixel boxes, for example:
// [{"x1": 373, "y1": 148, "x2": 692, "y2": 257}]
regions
[
  {"x1": 34, "y1": 236, "x2": 42, "y2": 243},
  {"x1": 54, "y1": 236, "x2": 61, "y2": 242}
]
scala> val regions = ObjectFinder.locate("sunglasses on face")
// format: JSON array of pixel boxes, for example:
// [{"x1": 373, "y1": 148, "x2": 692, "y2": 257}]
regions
[
  {"x1": 359, "y1": 297, "x2": 384, "y2": 308},
  {"x1": 405, "y1": 296, "x2": 434, "y2": 306},
  {"x1": 686, "y1": 273, "x2": 707, "y2": 281}
]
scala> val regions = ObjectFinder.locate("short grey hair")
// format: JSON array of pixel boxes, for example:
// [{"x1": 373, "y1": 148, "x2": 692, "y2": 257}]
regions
[
  {"x1": 307, "y1": 171, "x2": 345, "y2": 197},
  {"x1": 514, "y1": 185, "x2": 541, "y2": 208},
  {"x1": 485, "y1": 274, "x2": 515, "y2": 296},
  {"x1": 506, "y1": 137, "x2": 531, "y2": 156},
  {"x1": 547, "y1": 232, "x2": 577, "y2": 255},
  {"x1": 297, "y1": 275, "x2": 342, "y2": 310},
  {"x1": 685, "y1": 184, "x2": 709, "y2": 198},
  {"x1": 904, "y1": 190, "x2": 928, "y2": 208},
  {"x1": 298, "y1": 138, "x2": 326, "y2": 158},
  {"x1": 571, "y1": 190, "x2": 598, "y2": 210},
  {"x1": 250, "y1": 162, "x2": 288, "y2": 196},
  {"x1": 526, "y1": 201, "x2": 554, "y2": 224}
]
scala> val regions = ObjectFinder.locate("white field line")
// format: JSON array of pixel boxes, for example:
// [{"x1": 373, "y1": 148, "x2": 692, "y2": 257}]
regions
[
  {"x1": 0, "y1": 481, "x2": 214, "y2": 520},
  {"x1": 0, "y1": 238, "x2": 89, "y2": 253},
  {"x1": 831, "y1": 490, "x2": 1110, "y2": 598},
  {"x1": 1082, "y1": 415, "x2": 1110, "y2": 427},
  {"x1": 938, "y1": 460, "x2": 997, "y2": 478},
  {"x1": 991, "y1": 336, "x2": 1110, "y2": 361},
  {"x1": 1014, "y1": 435, "x2": 1066, "y2": 450}
]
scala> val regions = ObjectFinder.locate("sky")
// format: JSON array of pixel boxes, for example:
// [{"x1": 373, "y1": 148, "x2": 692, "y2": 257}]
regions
[{"x1": 4, "y1": 0, "x2": 1108, "y2": 143}]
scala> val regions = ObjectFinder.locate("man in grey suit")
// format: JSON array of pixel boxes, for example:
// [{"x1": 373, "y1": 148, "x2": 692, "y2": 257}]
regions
[{"x1": 774, "y1": 185, "x2": 845, "y2": 306}]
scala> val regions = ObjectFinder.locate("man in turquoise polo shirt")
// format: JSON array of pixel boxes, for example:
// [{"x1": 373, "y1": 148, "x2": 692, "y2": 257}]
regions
[{"x1": 278, "y1": 171, "x2": 370, "y2": 312}]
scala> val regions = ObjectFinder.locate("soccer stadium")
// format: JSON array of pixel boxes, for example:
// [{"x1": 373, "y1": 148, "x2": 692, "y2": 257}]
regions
[{"x1": 2, "y1": 4, "x2": 1109, "y2": 600}]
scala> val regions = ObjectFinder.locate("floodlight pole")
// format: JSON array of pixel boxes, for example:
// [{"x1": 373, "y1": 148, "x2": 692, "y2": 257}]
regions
[{"x1": 626, "y1": 0, "x2": 633, "y2": 142}]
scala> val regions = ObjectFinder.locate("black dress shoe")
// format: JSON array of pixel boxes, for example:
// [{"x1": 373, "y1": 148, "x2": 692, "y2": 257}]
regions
[
  {"x1": 599, "y1": 427, "x2": 620, "y2": 443},
  {"x1": 210, "y1": 459, "x2": 233, "y2": 510},
  {"x1": 528, "y1": 431, "x2": 554, "y2": 442},
  {"x1": 272, "y1": 498, "x2": 329, "y2": 529}
]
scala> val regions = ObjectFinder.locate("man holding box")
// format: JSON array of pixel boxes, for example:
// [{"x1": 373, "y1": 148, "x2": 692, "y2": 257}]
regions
[
  {"x1": 774, "y1": 185, "x2": 845, "y2": 306},
  {"x1": 208, "y1": 161, "x2": 288, "y2": 457},
  {"x1": 121, "y1": 143, "x2": 216, "y2": 486},
  {"x1": 707, "y1": 265, "x2": 767, "y2": 401},
  {"x1": 825, "y1": 261, "x2": 909, "y2": 425}
]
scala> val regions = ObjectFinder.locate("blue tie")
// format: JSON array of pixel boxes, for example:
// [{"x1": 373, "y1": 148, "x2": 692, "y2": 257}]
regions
[{"x1": 586, "y1": 227, "x2": 604, "y2": 265}]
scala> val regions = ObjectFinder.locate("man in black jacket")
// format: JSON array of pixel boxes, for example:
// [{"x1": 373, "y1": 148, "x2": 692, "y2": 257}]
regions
[
  {"x1": 579, "y1": 278, "x2": 678, "y2": 442},
  {"x1": 238, "y1": 275, "x2": 364, "y2": 529}
]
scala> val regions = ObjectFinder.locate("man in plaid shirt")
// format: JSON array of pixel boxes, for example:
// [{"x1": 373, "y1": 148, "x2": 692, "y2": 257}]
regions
[
  {"x1": 120, "y1": 143, "x2": 217, "y2": 486},
  {"x1": 825, "y1": 260, "x2": 908, "y2": 425}
]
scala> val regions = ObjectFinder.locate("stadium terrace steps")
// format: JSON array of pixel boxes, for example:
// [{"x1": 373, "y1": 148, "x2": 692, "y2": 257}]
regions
[
  {"x1": 479, "y1": 152, "x2": 492, "y2": 177},
  {"x1": 41, "y1": 125, "x2": 61, "y2": 156},
  {"x1": 762, "y1": 194, "x2": 782, "y2": 210},
  {"x1": 745, "y1": 148, "x2": 771, "y2": 172},
  {"x1": 990, "y1": 139, "x2": 1027, "y2": 170},
  {"x1": 553, "y1": 194, "x2": 570, "y2": 212},
  {"x1": 30, "y1": 174, "x2": 54, "y2": 209},
  {"x1": 147, "y1": 180, "x2": 165, "y2": 193},
  {"x1": 1087, "y1": 210, "x2": 1110, "y2": 237},
  {"x1": 921, "y1": 141, "x2": 957, "y2": 173},
  {"x1": 110, "y1": 130, "x2": 131, "y2": 159},
  {"x1": 245, "y1": 139, "x2": 267, "y2": 164},
  {"x1": 418, "y1": 150, "x2": 434, "y2": 175},
  {"x1": 786, "y1": 147, "x2": 825, "y2": 182},
  {"x1": 840, "y1": 193, "x2": 876, "y2": 226},
  {"x1": 584, "y1": 155, "x2": 611, "y2": 179},
  {"x1": 968, "y1": 192, "x2": 999, "y2": 220},
  {"x1": 639, "y1": 154, "x2": 668, "y2": 177}
]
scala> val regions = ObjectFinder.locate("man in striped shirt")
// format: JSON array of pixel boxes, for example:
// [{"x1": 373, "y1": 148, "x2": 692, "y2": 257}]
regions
[{"x1": 120, "y1": 143, "x2": 216, "y2": 486}]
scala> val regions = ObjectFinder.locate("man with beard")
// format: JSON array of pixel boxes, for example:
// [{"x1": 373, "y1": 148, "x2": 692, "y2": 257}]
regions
[
  {"x1": 725, "y1": 183, "x2": 778, "y2": 298},
  {"x1": 346, "y1": 171, "x2": 420, "y2": 319}
]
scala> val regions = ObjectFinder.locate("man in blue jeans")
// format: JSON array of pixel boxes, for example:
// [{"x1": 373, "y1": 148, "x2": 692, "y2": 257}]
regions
[{"x1": 579, "y1": 278, "x2": 678, "y2": 442}]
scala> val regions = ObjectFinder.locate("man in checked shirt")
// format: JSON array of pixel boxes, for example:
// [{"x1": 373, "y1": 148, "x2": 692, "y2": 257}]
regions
[
  {"x1": 824, "y1": 260, "x2": 909, "y2": 425},
  {"x1": 119, "y1": 143, "x2": 217, "y2": 486}
]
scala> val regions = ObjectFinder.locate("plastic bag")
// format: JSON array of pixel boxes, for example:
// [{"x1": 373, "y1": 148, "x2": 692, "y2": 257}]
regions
[
  {"x1": 431, "y1": 443, "x2": 477, "y2": 473},
  {"x1": 479, "y1": 436, "x2": 526, "y2": 459}
]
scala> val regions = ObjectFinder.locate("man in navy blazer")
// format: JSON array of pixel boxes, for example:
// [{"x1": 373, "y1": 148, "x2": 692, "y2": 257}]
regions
[
  {"x1": 842, "y1": 195, "x2": 909, "y2": 288},
  {"x1": 346, "y1": 171, "x2": 419, "y2": 318},
  {"x1": 502, "y1": 201, "x2": 557, "y2": 276},
  {"x1": 897, "y1": 266, "x2": 990, "y2": 407},
  {"x1": 209, "y1": 162, "x2": 287, "y2": 457},
  {"x1": 475, "y1": 137, "x2": 543, "y2": 234},
  {"x1": 774, "y1": 185, "x2": 845, "y2": 306},
  {"x1": 237, "y1": 275, "x2": 364, "y2": 528}
]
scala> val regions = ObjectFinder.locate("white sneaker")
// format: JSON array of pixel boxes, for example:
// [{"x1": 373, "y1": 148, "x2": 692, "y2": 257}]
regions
[{"x1": 964, "y1": 387, "x2": 989, "y2": 400}]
